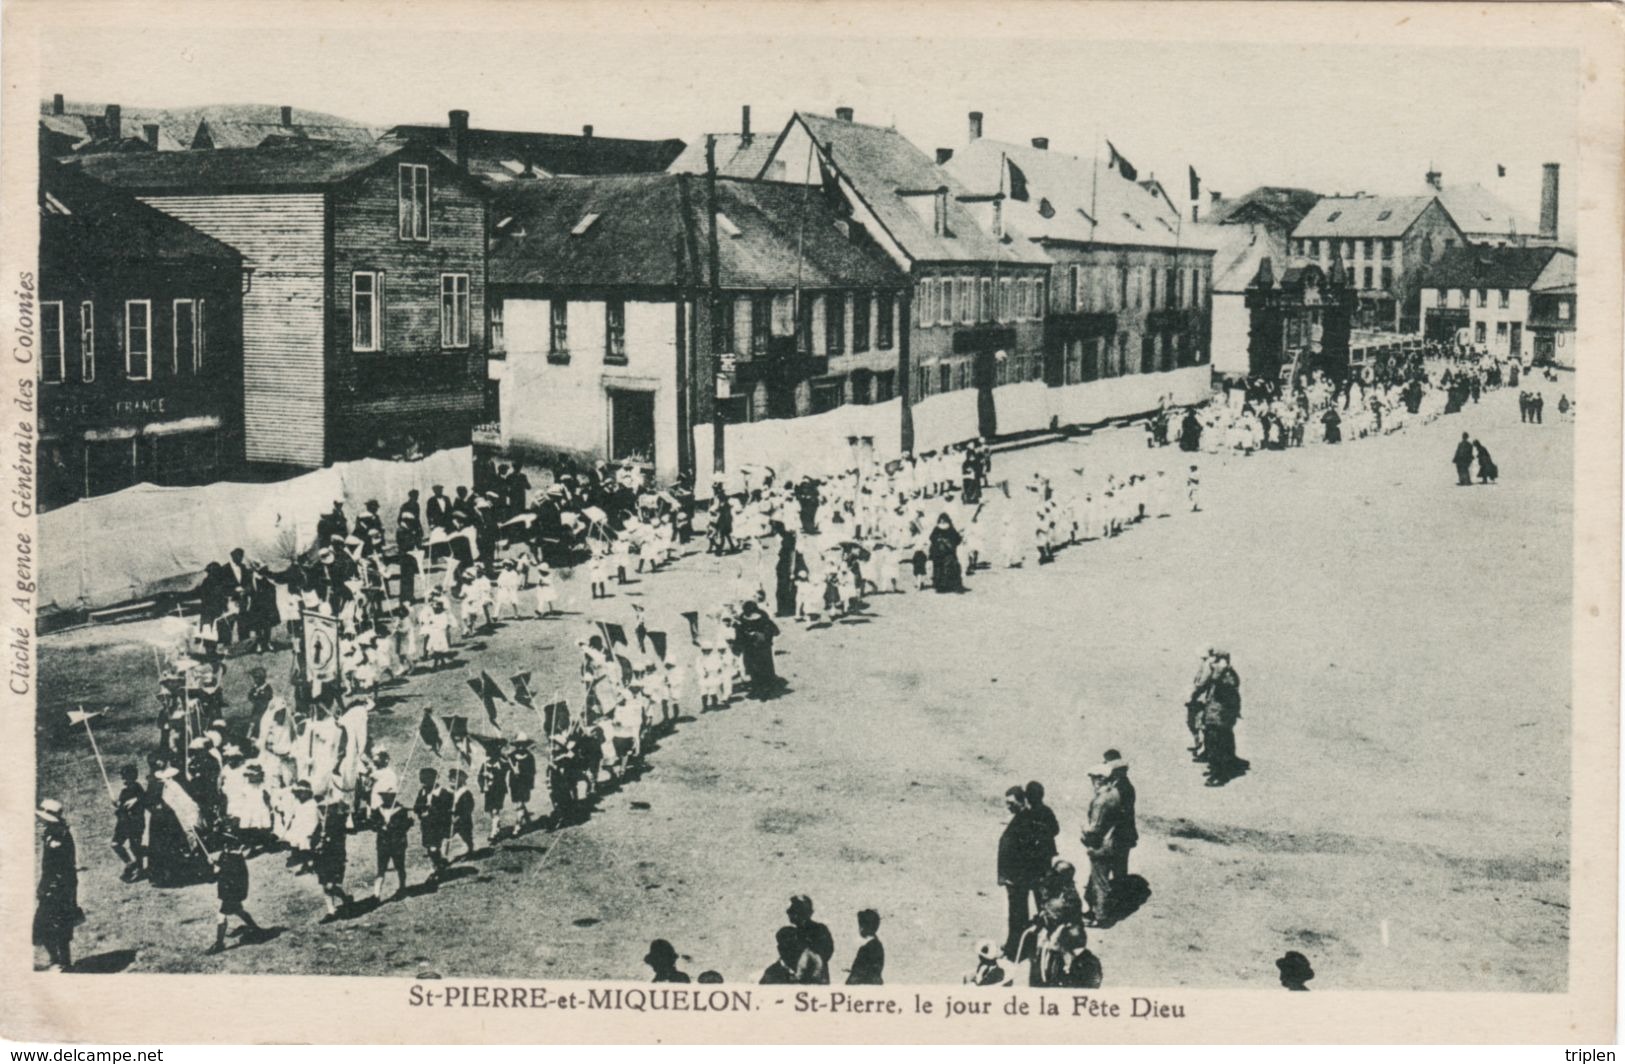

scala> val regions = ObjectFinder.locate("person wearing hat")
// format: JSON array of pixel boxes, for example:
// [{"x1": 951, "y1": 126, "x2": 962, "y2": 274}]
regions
[
  {"x1": 206, "y1": 821, "x2": 264, "y2": 953},
  {"x1": 996, "y1": 785, "x2": 1046, "y2": 959},
  {"x1": 1201, "y1": 652, "x2": 1244, "y2": 786},
  {"x1": 644, "y1": 939, "x2": 691, "y2": 984},
  {"x1": 111, "y1": 764, "x2": 148, "y2": 882},
  {"x1": 279, "y1": 778, "x2": 320, "y2": 874},
  {"x1": 414, "y1": 767, "x2": 454, "y2": 882},
  {"x1": 506, "y1": 734, "x2": 539, "y2": 833},
  {"x1": 1276, "y1": 950, "x2": 1315, "y2": 991},
  {"x1": 1102, "y1": 750, "x2": 1138, "y2": 891},
  {"x1": 1080, "y1": 759, "x2": 1131, "y2": 927},
  {"x1": 426, "y1": 485, "x2": 451, "y2": 532},
  {"x1": 313, "y1": 797, "x2": 353, "y2": 921},
  {"x1": 783, "y1": 895, "x2": 834, "y2": 985},
  {"x1": 759, "y1": 926, "x2": 817, "y2": 985},
  {"x1": 964, "y1": 940, "x2": 1011, "y2": 987},
  {"x1": 368, "y1": 786, "x2": 413, "y2": 902},
  {"x1": 477, "y1": 743, "x2": 511, "y2": 844},
  {"x1": 1186, "y1": 648, "x2": 1218, "y2": 758},
  {"x1": 34, "y1": 799, "x2": 80, "y2": 970}
]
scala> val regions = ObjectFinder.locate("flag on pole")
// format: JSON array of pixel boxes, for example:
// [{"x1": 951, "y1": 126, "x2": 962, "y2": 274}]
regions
[
  {"x1": 542, "y1": 700, "x2": 571, "y2": 736},
  {"x1": 510, "y1": 671, "x2": 537, "y2": 709},
  {"x1": 163, "y1": 778, "x2": 201, "y2": 835},
  {"x1": 466, "y1": 671, "x2": 509, "y2": 731},
  {"x1": 646, "y1": 630, "x2": 669, "y2": 662},
  {"x1": 65, "y1": 708, "x2": 102, "y2": 726},
  {"x1": 1188, "y1": 165, "x2": 1201, "y2": 203},
  {"x1": 680, "y1": 611, "x2": 702, "y2": 645},
  {"x1": 443, "y1": 715, "x2": 472, "y2": 762},
  {"x1": 302, "y1": 610, "x2": 341, "y2": 690},
  {"x1": 418, "y1": 706, "x2": 444, "y2": 757},
  {"x1": 1107, "y1": 141, "x2": 1137, "y2": 182},
  {"x1": 1006, "y1": 158, "x2": 1030, "y2": 202}
]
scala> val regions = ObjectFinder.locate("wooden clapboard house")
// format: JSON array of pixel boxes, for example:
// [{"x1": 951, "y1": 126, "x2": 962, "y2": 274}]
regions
[{"x1": 79, "y1": 139, "x2": 489, "y2": 470}]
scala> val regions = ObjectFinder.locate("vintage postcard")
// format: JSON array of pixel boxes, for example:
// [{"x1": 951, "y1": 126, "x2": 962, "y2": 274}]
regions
[{"x1": 0, "y1": 0, "x2": 1619, "y2": 1045}]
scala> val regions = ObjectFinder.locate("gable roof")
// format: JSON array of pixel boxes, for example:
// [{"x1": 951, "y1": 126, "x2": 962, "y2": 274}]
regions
[
  {"x1": 384, "y1": 123, "x2": 686, "y2": 180},
  {"x1": 1417, "y1": 245, "x2": 1571, "y2": 291},
  {"x1": 488, "y1": 173, "x2": 905, "y2": 291},
  {"x1": 1435, "y1": 183, "x2": 1537, "y2": 238},
  {"x1": 193, "y1": 116, "x2": 383, "y2": 150},
  {"x1": 1292, "y1": 195, "x2": 1444, "y2": 239},
  {"x1": 781, "y1": 113, "x2": 1048, "y2": 266},
  {"x1": 1200, "y1": 222, "x2": 1290, "y2": 294},
  {"x1": 74, "y1": 139, "x2": 481, "y2": 196},
  {"x1": 1208, "y1": 186, "x2": 1322, "y2": 231},
  {"x1": 41, "y1": 159, "x2": 241, "y2": 266},
  {"x1": 666, "y1": 132, "x2": 782, "y2": 179},
  {"x1": 38, "y1": 107, "x2": 188, "y2": 154},
  {"x1": 944, "y1": 137, "x2": 1192, "y2": 251}
]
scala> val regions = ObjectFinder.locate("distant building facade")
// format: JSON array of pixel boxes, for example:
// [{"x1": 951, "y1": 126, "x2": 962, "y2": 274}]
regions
[
  {"x1": 1289, "y1": 195, "x2": 1467, "y2": 332},
  {"x1": 1417, "y1": 245, "x2": 1576, "y2": 363},
  {"x1": 942, "y1": 121, "x2": 1215, "y2": 393},
  {"x1": 384, "y1": 111, "x2": 686, "y2": 187},
  {"x1": 82, "y1": 140, "x2": 490, "y2": 469},
  {"x1": 37, "y1": 161, "x2": 244, "y2": 509},
  {"x1": 1196, "y1": 187, "x2": 1322, "y2": 379},
  {"x1": 759, "y1": 109, "x2": 1052, "y2": 444},
  {"x1": 486, "y1": 173, "x2": 906, "y2": 484},
  {"x1": 1244, "y1": 259, "x2": 1354, "y2": 382}
]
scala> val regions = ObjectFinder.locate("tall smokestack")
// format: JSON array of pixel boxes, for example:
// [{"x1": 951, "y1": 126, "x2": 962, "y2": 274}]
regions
[
  {"x1": 52, "y1": 93, "x2": 64, "y2": 115},
  {"x1": 968, "y1": 111, "x2": 983, "y2": 141},
  {"x1": 104, "y1": 103, "x2": 121, "y2": 141},
  {"x1": 449, "y1": 109, "x2": 470, "y2": 171},
  {"x1": 1540, "y1": 163, "x2": 1560, "y2": 241},
  {"x1": 143, "y1": 123, "x2": 160, "y2": 149},
  {"x1": 740, "y1": 105, "x2": 752, "y2": 146},
  {"x1": 280, "y1": 105, "x2": 293, "y2": 127}
]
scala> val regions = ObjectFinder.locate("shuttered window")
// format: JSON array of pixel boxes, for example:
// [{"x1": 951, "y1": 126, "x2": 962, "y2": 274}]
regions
[
  {"x1": 440, "y1": 273, "x2": 470, "y2": 348},
  {"x1": 852, "y1": 294, "x2": 870, "y2": 354},
  {"x1": 41, "y1": 302, "x2": 64, "y2": 384},
  {"x1": 79, "y1": 301, "x2": 94, "y2": 382},
  {"x1": 398, "y1": 164, "x2": 431, "y2": 241},
  {"x1": 173, "y1": 299, "x2": 198, "y2": 373},
  {"x1": 605, "y1": 300, "x2": 627, "y2": 364},
  {"x1": 549, "y1": 300, "x2": 569, "y2": 361},
  {"x1": 876, "y1": 293, "x2": 894, "y2": 350},
  {"x1": 125, "y1": 300, "x2": 152, "y2": 380},
  {"x1": 352, "y1": 272, "x2": 382, "y2": 352}
]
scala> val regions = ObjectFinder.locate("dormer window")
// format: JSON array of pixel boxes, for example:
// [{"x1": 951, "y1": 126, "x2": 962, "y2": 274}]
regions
[
  {"x1": 571, "y1": 212, "x2": 601, "y2": 236},
  {"x1": 1376, "y1": 210, "x2": 1393, "y2": 222},
  {"x1": 1326, "y1": 210, "x2": 1342, "y2": 222}
]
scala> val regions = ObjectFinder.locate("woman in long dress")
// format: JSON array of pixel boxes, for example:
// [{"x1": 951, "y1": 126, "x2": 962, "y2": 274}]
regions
[
  {"x1": 928, "y1": 514, "x2": 965, "y2": 593},
  {"x1": 734, "y1": 601, "x2": 782, "y2": 697}
]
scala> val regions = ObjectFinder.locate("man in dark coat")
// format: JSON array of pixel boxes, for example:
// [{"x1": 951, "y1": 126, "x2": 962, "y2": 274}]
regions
[
  {"x1": 997, "y1": 786, "x2": 1045, "y2": 958},
  {"x1": 760, "y1": 927, "x2": 817, "y2": 985},
  {"x1": 207, "y1": 823, "x2": 263, "y2": 954},
  {"x1": 507, "y1": 736, "x2": 539, "y2": 832},
  {"x1": 794, "y1": 478, "x2": 822, "y2": 534},
  {"x1": 1024, "y1": 781, "x2": 1060, "y2": 867},
  {"x1": 426, "y1": 485, "x2": 452, "y2": 532},
  {"x1": 34, "y1": 799, "x2": 79, "y2": 970},
  {"x1": 1453, "y1": 432, "x2": 1475, "y2": 486},
  {"x1": 369, "y1": 789, "x2": 412, "y2": 901},
  {"x1": 1080, "y1": 766, "x2": 1129, "y2": 926},
  {"x1": 644, "y1": 938, "x2": 691, "y2": 983},
  {"x1": 772, "y1": 523, "x2": 799, "y2": 618},
  {"x1": 846, "y1": 908, "x2": 885, "y2": 985},
  {"x1": 1179, "y1": 409, "x2": 1203, "y2": 452}
]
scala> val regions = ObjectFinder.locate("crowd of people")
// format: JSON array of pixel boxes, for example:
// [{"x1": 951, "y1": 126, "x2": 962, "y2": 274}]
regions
[{"x1": 39, "y1": 347, "x2": 1560, "y2": 977}]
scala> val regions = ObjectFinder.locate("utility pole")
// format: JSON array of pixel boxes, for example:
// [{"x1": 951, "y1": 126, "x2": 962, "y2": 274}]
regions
[{"x1": 705, "y1": 135, "x2": 725, "y2": 477}]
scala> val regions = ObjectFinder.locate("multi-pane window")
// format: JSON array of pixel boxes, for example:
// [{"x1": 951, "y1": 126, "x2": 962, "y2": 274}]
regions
[
  {"x1": 980, "y1": 278, "x2": 993, "y2": 322},
  {"x1": 79, "y1": 301, "x2": 94, "y2": 382},
  {"x1": 41, "y1": 302, "x2": 64, "y2": 383},
  {"x1": 1070, "y1": 266, "x2": 1081, "y2": 311},
  {"x1": 1476, "y1": 289, "x2": 1488, "y2": 308},
  {"x1": 938, "y1": 362, "x2": 951, "y2": 393},
  {"x1": 1363, "y1": 239, "x2": 1374, "y2": 258},
  {"x1": 352, "y1": 272, "x2": 382, "y2": 352},
  {"x1": 852, "y1": 294, "x2": 870, "y2": 354},
  {"x1": 398, "y1": 163, "x2": 430, "y2": 241},
  {"x1": 752, "y1": 294, "x2": 773, "y2": 354},
  {"x1": 549, "y1": 299, "x2": 569, "y2": 360},
  {"x1": 1559, "y1": 300, "x2": 1571, "y2": 321},
  {"x1": 173, "y1": 299, "x2": 198, "y2": 373},
  {"x1": 1475, "y1": 321, "x2": 1487, "y2": 344},
  {"x1": 1165, "y1": 268, "x2": 1176, "y2": 309},
  {"x1": 1033, "y1": 279, "x2": 1044, "y2": 319},
  {"x1": 1498, "y1": 289, "x2": 1510, "y2": 309},
  {"x1": 1382, "y1": 240, "x2": 1394, "y2": 260},
  {"x1": 605, "y1": 299, "x2": 627, "y2": 363},
  {"x1": 1380, "y1": 267, "x2": 1393, "y2": 289},
  {"x1": 712, "y1": 297, "x2": 734, "y2": 354},
  {"x1": 1496, "y1": 322, "x2": 1509, "y2": 342},
  {"x1": 876, "y1": 293, "x2": 893, "y2": 349},
  {"x1": 440, "y1": 274, "x2": 470, "y2": 348},
  {"x1": 998, "y1": 278, "x2": 1013, "y2": 321},
  {"x1": 1363, "y1": 267, "x2": 1374, "y2": 289},
  {"x1": 125, "y1": 300, "x2": 152, "y2": 380},
  {"x1": 490, "y1": 301, "x2": 505, "y2": 354},
  {"x1": 826, "y1": 294, "x2": 846, "y2": 354}
]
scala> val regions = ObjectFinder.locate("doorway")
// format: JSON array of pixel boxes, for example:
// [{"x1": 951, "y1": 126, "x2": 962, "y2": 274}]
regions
[
  {"x1": 1509, "y1": 323, "x2": 1523, "y2": 358},
  {"x1": 608, "y1": 389, "x2": 656, "y2": 466}
]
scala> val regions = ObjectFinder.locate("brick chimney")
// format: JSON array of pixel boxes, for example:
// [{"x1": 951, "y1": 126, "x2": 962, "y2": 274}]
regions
[
  {"x1": 280, "y1": 105, "x2": 293, "y2": 127},
  {"x1": 1540, "y1": 163, "x2": 1560, "y2": 241},
  {"x1": 449, "y1": 109, "x2": 470, "y2": 170},
  {"x1": 52, "y1": 93, "x2": 64, "y2": 115},
  {"x1": 582, "y1": 124, "x2": 593, "y2": 139},
  {"x1": 1031, "y1": 137, "x2": 1049, "y2": 150},
  {"x1": 835, "y1": 106, "x2": 854, "y2": 122},
  {"x1": 143, "y1": 123, "x2": 160, "y2": 149},
  {"x1": 968, "y1": 111, "x2": 983, "y2": 140},
  {"x1": 104, "y1": 103, "x2": 121, "y2": 141},
  {"x1": 936, "y1": 148, "x2": 954, "y2": 165},
  {"x1": 740, "y1": 105, "x2": 752, "y2": 147}
]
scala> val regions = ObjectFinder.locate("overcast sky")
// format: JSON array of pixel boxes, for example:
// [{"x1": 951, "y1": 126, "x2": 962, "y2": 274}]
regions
[{"x1": 40, "y1": 12, "x2": 1580, "y2": 232}]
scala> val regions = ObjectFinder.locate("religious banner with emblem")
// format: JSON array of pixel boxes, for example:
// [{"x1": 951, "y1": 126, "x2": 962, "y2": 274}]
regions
[{"x1": 301, "y1": 610, "x2": 341, "y2": 692}]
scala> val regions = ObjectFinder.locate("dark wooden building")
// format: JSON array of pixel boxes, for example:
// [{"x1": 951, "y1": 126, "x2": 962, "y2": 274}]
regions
[
  {"x1": 1244, "y1": 257, "x2": 1354, "y2": 382},
  {"x1": 79, "y1": 139, "x2": 490, "y2": 469},
  {"x1": 38, "y1": 160, "x2": 245, "y2": 509}
]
